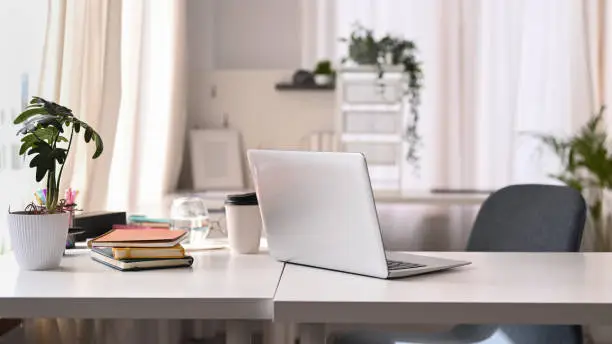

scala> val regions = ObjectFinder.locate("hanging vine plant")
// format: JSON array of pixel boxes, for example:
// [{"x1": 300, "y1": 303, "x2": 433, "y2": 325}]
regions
[{"x1": 341, "y1": 23, "x2": 423, "y2": 166}]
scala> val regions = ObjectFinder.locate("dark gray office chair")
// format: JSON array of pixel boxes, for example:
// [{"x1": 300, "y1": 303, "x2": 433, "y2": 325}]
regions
[{"x1": 334, "y1": 184, "x2": 587, "y2": 344}]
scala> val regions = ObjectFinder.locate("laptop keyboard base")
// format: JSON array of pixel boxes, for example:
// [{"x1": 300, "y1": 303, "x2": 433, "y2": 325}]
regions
[{"x1": 386, "y1": 260, "x2": 425, "y2": 270}]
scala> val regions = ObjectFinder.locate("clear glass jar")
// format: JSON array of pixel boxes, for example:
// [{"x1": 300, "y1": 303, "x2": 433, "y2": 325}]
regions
[{"x1": 170, "y1": 197, "x2": 210, "y2": 244}]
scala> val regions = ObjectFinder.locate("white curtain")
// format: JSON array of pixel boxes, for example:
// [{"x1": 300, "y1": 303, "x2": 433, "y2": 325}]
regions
[
  {"x1": 305, "y1": 0, "x2": 611, "y2": 250},
  {"x1": 36, "y1": 0, "x2": 187, "y2": 214},
  {"x1": 329, "y1": 0, "x2": 598, "y2": 190},
  {"x1": 106, "y1": 0, "x2": 187, "y2": 215},
  {"x1": 38, "y1": 0, "x2": 123, "y2": 211},
  {"x1": 21, "y1": 0, "x2": 187, "y2": 341}
]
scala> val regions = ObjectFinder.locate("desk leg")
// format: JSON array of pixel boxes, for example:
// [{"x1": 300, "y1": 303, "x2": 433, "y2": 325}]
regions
[
  {"x1": 226, "y1": 320, "x2": 251, "y2": 344},
  {"x1": 299, "y1": 324, "x2": 325, "y2": 344}
]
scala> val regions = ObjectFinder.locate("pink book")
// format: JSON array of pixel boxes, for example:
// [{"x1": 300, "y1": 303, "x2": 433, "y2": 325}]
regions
[{"x1": 88, "y1": 229, "x2": 188, "y2": 248}]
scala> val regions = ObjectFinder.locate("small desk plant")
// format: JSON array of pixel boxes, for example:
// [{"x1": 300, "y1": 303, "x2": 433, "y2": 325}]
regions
[
  {"x1": 313, "y1": 60, "x2": 335, "y2": 86},
  {"x1": 8, "y1": 97, "x2": 103, "y2": 270}
]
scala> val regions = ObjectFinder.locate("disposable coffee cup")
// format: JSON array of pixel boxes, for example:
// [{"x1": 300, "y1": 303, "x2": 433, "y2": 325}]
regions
[{"x1": 225, "y1": 192, "x2": 262, "y2": 254}]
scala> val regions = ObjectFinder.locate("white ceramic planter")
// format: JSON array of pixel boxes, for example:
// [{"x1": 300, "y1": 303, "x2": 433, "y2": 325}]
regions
[
  {"x1": 314, "y1": 74, "x2": 333, "y2": 86},
  {"x1": 7, "y1": 212, "x2": 69, "y2": 270}
]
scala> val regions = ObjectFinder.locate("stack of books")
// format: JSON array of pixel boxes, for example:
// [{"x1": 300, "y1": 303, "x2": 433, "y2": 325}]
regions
[{"x1": 88, "y1": 229, "x2": 193, "y2": 271}]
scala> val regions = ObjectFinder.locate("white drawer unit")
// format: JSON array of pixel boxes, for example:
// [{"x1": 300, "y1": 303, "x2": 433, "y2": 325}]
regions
[
  {"x1": 336, "y1": 66, "x2": 407, "y2": 191},
  {"x1": 343, "y1": 142, "x2": 399, "y2": 165},
  {"x1": 343, "y1": 111, "x2": 402, "y2": 134},
  {"x1": 342, "y1": 81, "x2": 402, "y2": 104}
]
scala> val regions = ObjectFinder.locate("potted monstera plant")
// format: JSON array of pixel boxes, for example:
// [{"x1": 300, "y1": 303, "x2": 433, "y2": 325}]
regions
[{"x1": 8, "y1": 97, "x2": 103, "y2": 270}]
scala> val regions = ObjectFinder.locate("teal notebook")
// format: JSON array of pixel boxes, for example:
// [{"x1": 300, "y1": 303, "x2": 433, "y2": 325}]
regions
[{"x1": 91, "y1": 247, "x2": 194, "y2": 271}]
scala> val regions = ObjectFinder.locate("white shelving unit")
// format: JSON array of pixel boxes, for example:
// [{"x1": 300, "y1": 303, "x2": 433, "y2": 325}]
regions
[{"x1": 336, "y1": 66, "x2": 407, "y2": 191}]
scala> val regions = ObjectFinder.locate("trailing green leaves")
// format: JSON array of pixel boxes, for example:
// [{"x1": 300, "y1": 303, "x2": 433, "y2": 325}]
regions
[{"x1": 341, "y1": 22, "x2": 423, "y2": 167}]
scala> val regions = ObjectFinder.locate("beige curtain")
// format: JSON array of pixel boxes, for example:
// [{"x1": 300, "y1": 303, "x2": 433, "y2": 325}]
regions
[
  {"x1": 106, "y1": 0, "x2": 187, "y2": 214},
  {"x1": 580, "y1": 0, "x2": 609, "y2": 113},
  {"x1": 38, "y1": 0, "x2": 122, "y2": 211},
  {"x1": 38, "y1": 0, "x2": 187, "y2": 213},
  {"x1": 28, "y1": 0, "x2": 188, "y2": 342}
]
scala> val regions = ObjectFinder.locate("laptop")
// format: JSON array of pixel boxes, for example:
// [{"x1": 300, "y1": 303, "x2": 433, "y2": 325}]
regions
[{"x1": 248, "y1": 150, "x2": 471, "y2": 279}]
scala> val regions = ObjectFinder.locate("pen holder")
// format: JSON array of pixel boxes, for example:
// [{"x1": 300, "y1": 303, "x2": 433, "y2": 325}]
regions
[{"x1": 225, "y1": 193, "x2": 262, "y2": 254}]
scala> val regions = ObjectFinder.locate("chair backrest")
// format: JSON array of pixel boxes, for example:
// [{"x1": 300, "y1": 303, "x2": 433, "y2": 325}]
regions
[
  {"x1": 467, "y1": 184, "x2": 586, "y2": 252},
  {"x1": 467, "y1": 184, "x2": 586, "y2": 344}
]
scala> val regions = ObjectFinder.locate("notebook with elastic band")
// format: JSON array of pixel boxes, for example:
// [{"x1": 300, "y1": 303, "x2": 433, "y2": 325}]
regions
[{"x1": 88, "y1": 229, "x2": 188, "y2": 248}]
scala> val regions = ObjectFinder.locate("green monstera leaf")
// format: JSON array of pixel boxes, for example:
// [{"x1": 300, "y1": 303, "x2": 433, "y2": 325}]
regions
[
  {"x1": 27, "y1": 142, "x2": 66, "y2": 182},
  {"x1": 13, "y1": 96, "x2": 105, "y2": 213},
  {"x1": 63, "y1": 117, "x2": 103, "y2": 159}
]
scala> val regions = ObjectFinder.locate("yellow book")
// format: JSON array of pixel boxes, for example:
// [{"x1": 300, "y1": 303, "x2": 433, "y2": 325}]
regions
[{"x1": 112, "y1": 245, "x2": 185, "y2": 260}]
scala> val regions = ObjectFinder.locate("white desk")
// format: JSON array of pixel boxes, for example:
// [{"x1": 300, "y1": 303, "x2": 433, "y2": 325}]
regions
[
  {"x1": 0, "y1": 249, "x2": 282, "y2": 319},
  {"x1": 0, "y1": 248, "x2": 284, "y2": 344},
  {"x1": 274, "y1": 252, "x2": 612, "y2": 343}
]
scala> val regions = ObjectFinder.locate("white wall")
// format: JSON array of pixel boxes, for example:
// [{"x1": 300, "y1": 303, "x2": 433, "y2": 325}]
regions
[
  {"x1": 208, "y1": 70, "x2": 334, "y2": 150},
  {"x1": 184, "y1": 0, "x2": 336, "y2": 188},
  {"x1": 212, "y1": 0, "x2": 302, "y2": 69},
  {"x1": 186, "y1": 0, "x2": 312, "y2": 121}
]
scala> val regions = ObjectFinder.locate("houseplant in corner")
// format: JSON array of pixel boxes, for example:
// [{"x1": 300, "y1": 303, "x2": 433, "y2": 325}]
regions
[
  {"x1": 313, "y1": 60, "x2": 335, "y2": 86},
  {"x1": 8, "y1": 97, "x2": 103, "y2": 270},
  {"x1": 535, "y1": 106, "x2": 612, "y2": 251}
]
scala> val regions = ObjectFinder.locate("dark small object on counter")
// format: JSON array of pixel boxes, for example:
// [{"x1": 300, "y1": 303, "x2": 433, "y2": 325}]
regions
[
  {"x1": 225, "y1": 192, "x2": 258, "y2": 206},
  {"x1": 73, "y1": 211, "x2": 127, "y2": 242},
  {"x1": 292, "y1": 69, "x2": 315, "y2": 85},
  {"x1": 66, "y1": 227, "x2": 86, "y2": 249}
]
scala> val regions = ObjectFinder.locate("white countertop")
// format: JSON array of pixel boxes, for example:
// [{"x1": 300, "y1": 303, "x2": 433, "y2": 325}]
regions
[
  {"x1": 0, "y1": 248, "x2": 283, "y2": 319},
  {"x1": 274, "y1": 251, "x2": 612, "y2": 325}
]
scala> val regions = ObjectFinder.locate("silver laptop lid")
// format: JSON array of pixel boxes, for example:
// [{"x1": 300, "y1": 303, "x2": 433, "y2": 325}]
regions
[{"x1": 248, "y1": 150, "x2": 389, "y2": 278}]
